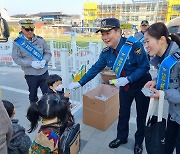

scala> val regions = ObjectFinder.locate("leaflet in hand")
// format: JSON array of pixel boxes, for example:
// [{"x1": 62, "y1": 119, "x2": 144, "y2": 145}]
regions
[{"x1": 141, "y1": 87, "x2": 155, "y2": 97}]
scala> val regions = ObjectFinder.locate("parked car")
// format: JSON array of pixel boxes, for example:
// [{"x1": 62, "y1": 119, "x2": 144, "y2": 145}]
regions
[{"x1": 166, "y1": 17, "x2": 180, "y2": 37}]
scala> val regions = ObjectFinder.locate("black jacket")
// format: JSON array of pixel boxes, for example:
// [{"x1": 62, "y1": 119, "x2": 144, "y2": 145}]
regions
[{"x1": 48, "y1": 88, "x2": 70, "y2": 106}]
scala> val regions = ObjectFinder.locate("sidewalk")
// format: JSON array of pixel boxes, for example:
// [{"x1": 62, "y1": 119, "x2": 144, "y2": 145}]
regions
[
  {"x1": 76, "y1": 104, "x2": 147, "y2": 154},
  {"x1": 0, "y1": 66, "x2": 169, "y2": 154}
]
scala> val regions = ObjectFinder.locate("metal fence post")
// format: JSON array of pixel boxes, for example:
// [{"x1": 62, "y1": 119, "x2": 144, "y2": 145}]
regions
[
  {"x1": 8, "y1": 38, "x2": 17, "y2": 66},
  {"x1": 50, "y1": 39, "x2": 56, "y2": 69},
  {"x1": 97, "y1": 42, "x2": 102, "y2": 55},
  {"x1": 60, "y1": 48, "x2": 69, "y2": 89},
  {"x1": 88, "y1": 41, "x2": 101, "y2": 88},
  {"x1": 71, "y1": 38, "x2": 77, "y2": 72}
]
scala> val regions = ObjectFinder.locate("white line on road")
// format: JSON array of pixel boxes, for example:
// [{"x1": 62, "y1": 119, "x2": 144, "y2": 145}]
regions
[
  {"x1": 0, "y1": 85, "x2": 83, "y2": 114},
  {"x1": 0, "y1": 85, "x2": 29, "y2": 94},
  {"x1": 0, "y1": 85, "x2": 136, "y2": 124}
]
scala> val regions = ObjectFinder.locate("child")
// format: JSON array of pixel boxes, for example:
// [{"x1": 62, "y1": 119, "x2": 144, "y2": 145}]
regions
[
  {"x1": 0, "y1": 100, "x2": 12, "y2": 154},
  {"x1": 27, "y1": 93, "x2": 74, "y2": 153},
  {"x1": 46, "y1": 74, "x2": 72, "y2": 108},
  {"x1": 2, "y1": 100, "x2": 32, "y2": 154}
]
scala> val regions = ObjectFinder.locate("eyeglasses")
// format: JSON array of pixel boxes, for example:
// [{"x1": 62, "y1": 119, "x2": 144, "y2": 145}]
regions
[{"x1": 24, "y1": 28, "x2": 34, "y2": 32}]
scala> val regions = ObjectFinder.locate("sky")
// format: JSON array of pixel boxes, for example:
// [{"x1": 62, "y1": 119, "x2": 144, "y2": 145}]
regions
[{"x1": 0, "y1": 0, "x2": 133, "y2": 16}]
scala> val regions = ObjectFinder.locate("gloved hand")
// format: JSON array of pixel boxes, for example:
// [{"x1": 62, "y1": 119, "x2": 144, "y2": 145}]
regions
[
  {"x1": 114, "y1": 77, "x2": 129, "y2": 87},
  {"x1": 69, "y1": 82, "x2": 81, "y2": 90},
  {"x1": 31, "y1": 61, "x2": 41, "y2": 69},
  {"x1": 40, "y1": 60, "x2": 46, "y2": 68}
]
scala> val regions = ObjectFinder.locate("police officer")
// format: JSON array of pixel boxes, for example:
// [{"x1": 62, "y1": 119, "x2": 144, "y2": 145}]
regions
[
  {"x1": 134, "y1": 20, "x2": 149, "y2": 61},
  {"x1": 134, "y1": 20, "x2": 149, "y2": 43},
  {"x1": 12, "y1": 19, "x2": 52, "y2": 104},
  {"x1": 69, "y1": 18, "x2": 151, "y2": 154},
  {"x1": 144, "y1": 22, "x2": 180, "y2": 154}
]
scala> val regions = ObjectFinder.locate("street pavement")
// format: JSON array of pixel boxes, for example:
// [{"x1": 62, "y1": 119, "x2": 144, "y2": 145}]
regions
[{"x1": 0, "y1": 66, "x2": 171, "y2": 154}]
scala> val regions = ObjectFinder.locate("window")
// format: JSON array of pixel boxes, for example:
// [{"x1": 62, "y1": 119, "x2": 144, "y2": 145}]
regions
[
  {"x1": 146, "y1": 16, "x2": 150, "y2": 21},
  {"x1": 150, "y1": 15, "x2": 154, "y2": 21},
  {"x1": 131, "y1": 16, "x2": 139, "y2": 21},
  {"x1": 122, "y1": 6, "x2": 125, "y2": 12},
  {"x1": 170, "y1": 15, "x2": 179, "y2": 20},
  {"x1": 147, "y1": 5, "x2": 151, "y2": 11},
  {"x1": 168, "y1": 26, "x2": 179, "y2": 34},
  {"x1": 157, "y1": 16, "x2": 165, "y2": 21},
  {"x1": 136, "y1": 6, "x2": 140, "y2": 12},
  {"x1": 126, "y1": 16, "x2": 130, "y2": 21},
  {"x1": 126, "y1": 6, "x2": 130, "y2": 12},
  {"x1": 172, "y1": 5, "x2": 180, "y2": 11}
]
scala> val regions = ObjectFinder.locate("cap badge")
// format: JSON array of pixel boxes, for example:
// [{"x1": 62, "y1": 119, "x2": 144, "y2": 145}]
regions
[
  {"x1": 101, "y1": 20, "x2": 106, "y2": 27},
  {"x1": 26, "y1": 19, "x2": 32, "y2": 24}
]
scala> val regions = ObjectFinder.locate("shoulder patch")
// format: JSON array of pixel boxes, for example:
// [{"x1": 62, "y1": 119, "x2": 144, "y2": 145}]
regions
[
  {"x1": 102, "y1": 46, "x2": 110, "y2": 52},
  {"x1": 135, "y1": 48, "x2": 142, "y2": 54}
]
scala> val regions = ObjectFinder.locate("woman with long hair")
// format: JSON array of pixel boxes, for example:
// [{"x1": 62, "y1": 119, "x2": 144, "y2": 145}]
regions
[{"x1": 144, "y1": 22, "x2": 180, "y2": 154}]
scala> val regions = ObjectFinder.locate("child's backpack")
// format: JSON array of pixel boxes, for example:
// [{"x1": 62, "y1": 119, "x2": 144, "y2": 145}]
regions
[
  {"x1": 32, "y1": 123, "x2": 81, "y2": 154},
  {"x1": 8, "y1": 130, "x2": 25, "y2": 153},
  {"x1": 59, "y1": 123, "x2": 80, "y2": 154}
]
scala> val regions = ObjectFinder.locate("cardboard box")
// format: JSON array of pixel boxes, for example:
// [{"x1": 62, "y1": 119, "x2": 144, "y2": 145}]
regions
[{"x1": 83, "y1": 84, "x2": 119, "y2": 131}]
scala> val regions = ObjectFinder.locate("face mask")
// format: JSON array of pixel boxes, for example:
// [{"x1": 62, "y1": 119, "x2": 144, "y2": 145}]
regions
[{"x1": 55, "y1": 84, "x2": 63, "y2": 91}]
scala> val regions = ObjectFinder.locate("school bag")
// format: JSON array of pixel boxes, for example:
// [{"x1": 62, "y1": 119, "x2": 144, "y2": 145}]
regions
[
  {"x1": 36, "y1": 123, "x2": 80, "y2": 154},
  {"x1": 8, "y1": 130, "x2": 25, "y2": 154},
  {"x1": 58, "y1": 123, "x2": 80, "y2": 154}
]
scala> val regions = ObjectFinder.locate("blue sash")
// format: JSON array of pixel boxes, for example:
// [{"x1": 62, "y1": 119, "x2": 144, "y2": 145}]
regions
[
  {"x1": 139, "y1": 36, "x2": 144, "y2": 43},
  {"x1": 113, "y1": 36, "x2": 137, "y2": 77},
  {"x1": 14, "y1": 36, "x2": 43, "y2": 61},
  {"x1": 156, "y1": 50, "x2": 180, "y2": 90}
]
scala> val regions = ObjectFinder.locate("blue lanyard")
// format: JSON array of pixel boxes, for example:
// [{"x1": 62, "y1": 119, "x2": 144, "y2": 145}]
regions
[
  {"x1": 14, "y1": 36, "x2": 43, "y2": 61},
  {"x1": 156, "y1": 49, "x2": 180, "y2": 90},
  {"x1": 113, "y1": 36, "x2": 137, "y2": 77}
]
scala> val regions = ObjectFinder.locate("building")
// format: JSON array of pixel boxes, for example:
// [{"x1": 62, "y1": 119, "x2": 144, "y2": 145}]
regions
[
  {"x1": 83, "y1": 2, "x2": 98, "y2": 27},
  {"x1": 166, "y1": 0, "x2": 180, "y2": 21},
  {"x1": 71, "y1": 14, "x2": 82, "y2": 27},
  {"x1": 83, "y1": 0, "x2": 179, "y2": 27},
  {"x1": 31, "y1": 12, "x2": 71, "y2": 25}
]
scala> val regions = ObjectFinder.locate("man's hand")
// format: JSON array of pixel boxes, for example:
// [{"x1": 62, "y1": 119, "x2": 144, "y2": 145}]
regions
[
  {"x1": 114, "y1": 77, "x2": 129, "y2": 87},
  {"x1": 69, "y1": 82, "x2": 81, "y2": 90},
  {"x1": 40, "y1": 60, "x2": 46, "y2": 68},
  {"x1": 31, "y1": 61, "x2": 41, "y2": 69}
]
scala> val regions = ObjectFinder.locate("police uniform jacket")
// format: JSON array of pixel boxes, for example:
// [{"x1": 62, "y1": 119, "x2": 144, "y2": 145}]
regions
[
  {"x1": 134, "y1": 31, "x2": 144, "y2": 44},
  {"x1": 78, "y1": 36, "x2": 150, "y2": 86},
  {"x1": 12, "y1": 33, "x2": 52, "y2": 75},
  {"x1": 151, "y1": 41, "x2": 180, "y2": 124}
]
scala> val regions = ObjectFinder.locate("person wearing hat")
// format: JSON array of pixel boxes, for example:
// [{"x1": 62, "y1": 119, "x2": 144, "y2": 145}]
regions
[
  {"x1": 69, "y1": 18, "x2": 151, "y2": 154},
  {"x1": 12, "y1": 19, "x2": 52, "y2": 104},
  {"x1": 134, "y1": 20, "x2": 149, "y2": 60},
  {"x1": 134, "y1": 20, "x2": 149, "y2": 44}
]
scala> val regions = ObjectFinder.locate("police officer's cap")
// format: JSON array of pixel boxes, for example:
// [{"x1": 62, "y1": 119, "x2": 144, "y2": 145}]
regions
[
  {"x1": 19, "y1": 19, "x2": 35, "y2": 28},
  {"x1": 141, "y1": 20, "x2": 149, "y2": 26},
  {"x1": 96, "y1": 18, "x2": 120, "y2": 33}
]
